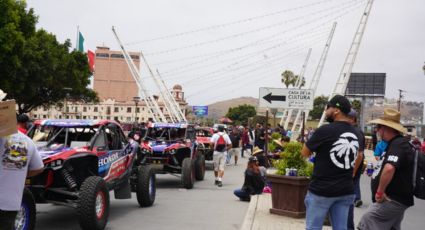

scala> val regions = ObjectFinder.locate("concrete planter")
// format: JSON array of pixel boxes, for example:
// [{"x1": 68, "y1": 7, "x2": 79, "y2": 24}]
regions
[{"x1": 267, "y1": 173, "x2": 310, "y2": 218}]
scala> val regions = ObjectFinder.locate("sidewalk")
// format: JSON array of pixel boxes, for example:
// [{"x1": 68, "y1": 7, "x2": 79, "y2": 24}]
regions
[
  {"x1": 240, "y1": 193, "x2": 332, "y2": 230},
  {"x1": 240, "y1": 150, "x2": 376, "y2": 230}
]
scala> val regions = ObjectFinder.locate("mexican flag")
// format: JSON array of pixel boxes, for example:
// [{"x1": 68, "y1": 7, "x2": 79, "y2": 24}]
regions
[
  {"x1": 77, "y1": 31, "x2": 84, "y2": 52},
  {"x1": 87, "y1": 50, "x2": 95, "y2": 72}
]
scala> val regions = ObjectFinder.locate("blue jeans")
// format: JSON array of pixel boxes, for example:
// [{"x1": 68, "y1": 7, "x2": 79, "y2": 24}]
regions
[
  {"x1": 234, "y1": 189, "x2": 251, "y2": 201},
  {"x1": 305, "y1": 191, "x2": 355, "y2": 230}
]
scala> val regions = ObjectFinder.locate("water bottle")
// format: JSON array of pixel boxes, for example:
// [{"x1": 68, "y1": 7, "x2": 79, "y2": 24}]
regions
[
  {"x1": 285, "y1": 168, "x2": 290, "y2": 176},
  {"x1": 366, "y1": 162, "x2": 374, "y2": 176}
]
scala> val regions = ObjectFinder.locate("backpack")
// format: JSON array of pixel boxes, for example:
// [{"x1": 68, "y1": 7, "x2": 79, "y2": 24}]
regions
[
  {"x1": 411, "y1": 142, "x2": 425, "y2": 199},
  {"x1": 215, "y1": 134, "x2": 226, "y2": 152}
]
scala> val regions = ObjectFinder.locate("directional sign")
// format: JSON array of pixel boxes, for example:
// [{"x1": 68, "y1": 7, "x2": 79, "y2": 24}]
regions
[{"x1": 259, "y1": 87, "x2": 314, "y2": 110}]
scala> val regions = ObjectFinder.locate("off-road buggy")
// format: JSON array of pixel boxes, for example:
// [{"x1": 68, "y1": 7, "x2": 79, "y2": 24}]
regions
[
  {"x1": 138, "y1": 123, "x2": 205, "y2": 189},
  {"x1": 194, "y1": 126, "x2": 214, "y2": 161},
  {"x1": 19, "y1": 119, "x2": 156, "y2": 230}
]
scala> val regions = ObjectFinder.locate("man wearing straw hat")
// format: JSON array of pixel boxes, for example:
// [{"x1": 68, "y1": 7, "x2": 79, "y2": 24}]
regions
[{"x1": 358, "y1": 108, "x2": 415, "y2": 230}]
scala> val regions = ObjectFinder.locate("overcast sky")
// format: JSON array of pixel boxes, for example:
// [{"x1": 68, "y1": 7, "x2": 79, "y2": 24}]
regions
[{"x1": 26, "y1": 0, "x2": 425, "y2": 106}]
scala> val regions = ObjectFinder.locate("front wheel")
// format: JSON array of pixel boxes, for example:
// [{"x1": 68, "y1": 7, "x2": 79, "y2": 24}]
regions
[
  {"x1": 194, "y1": 154, "x2": 205, "y2": 181},
  {"x1": 136, "y1": 165, "x2": 156, "y2": 207},
  {"x1": 15, "y1": 188, "x2": 36, "y2": 230},
  {"x1": 78, "y1": 176, "x2": 110, "y2": 230},
  {"x1": 181, "y1": 158, "x2": 195, "y2": 189}
]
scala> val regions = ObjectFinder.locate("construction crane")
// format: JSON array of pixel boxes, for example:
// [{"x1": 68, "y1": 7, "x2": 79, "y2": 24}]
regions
[
  {"x1": 140, "y1": 52, "x2": 177, "y2": 123},
  {"x1": 112, "y1": 26, "x2": 167, "y2": 122},
  {"x1": 318, "y1": 0, "x2": 375, "y2": 127},
  {"x1": 156, "y1": 70, "x2": 187, "y2": 122},
  {"x1": 291, "y1": 22, "x2": 337, "y2": 132},
  {"x1": 280, "y1": 48, "x2": 312, "y2": 130}
]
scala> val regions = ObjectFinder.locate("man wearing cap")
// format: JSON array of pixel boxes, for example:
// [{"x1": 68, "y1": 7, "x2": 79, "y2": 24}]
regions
[
  {"x1": 301, "y1": 95, "x2": 362, "y2": 230},
  {"x1": 210, "y1": 125, "x2": 232, "y2": 187},
  {"x1": 358, "y1": 108, "x2": 414, "y2": 230}
]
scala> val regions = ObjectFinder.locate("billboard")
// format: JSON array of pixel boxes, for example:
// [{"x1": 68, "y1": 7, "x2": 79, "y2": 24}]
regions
[
  {"x1": 345, "y1": 73, "x2": 386, "y2": 97},
  {"x1": 192, "y1": 106, "x2": 208, "y2": 117}
]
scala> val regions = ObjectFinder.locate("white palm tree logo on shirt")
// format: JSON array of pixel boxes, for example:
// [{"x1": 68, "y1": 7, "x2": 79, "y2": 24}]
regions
[{"x1": 330, "y1": 132, "x2": 359, "y2": 169}]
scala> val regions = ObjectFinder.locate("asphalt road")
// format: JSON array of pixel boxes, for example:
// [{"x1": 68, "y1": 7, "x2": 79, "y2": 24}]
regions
[{"x1": 34, "y1": 159, "x2": 250, "y2": 230}]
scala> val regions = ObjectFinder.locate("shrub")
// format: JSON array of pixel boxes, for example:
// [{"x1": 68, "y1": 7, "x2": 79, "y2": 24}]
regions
[
  {"x1": 268, "y1": 132, "x2": 282, "y2": 152},
  {"x1": 272, "y1": 141, "x2": 313, "y2": 178}
]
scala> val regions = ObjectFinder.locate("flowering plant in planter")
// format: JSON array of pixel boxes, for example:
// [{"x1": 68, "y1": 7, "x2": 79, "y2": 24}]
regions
[{"x1": 272, "y1": 141, "x2": 313, "y2": 177}]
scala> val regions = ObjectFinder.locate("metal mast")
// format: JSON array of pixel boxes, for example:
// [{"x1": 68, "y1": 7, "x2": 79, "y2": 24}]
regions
[
  {"x1": 156, "y1": 70, "x2": 187, "y2": 122},
  {"x1": 140, "y1": 52, "x2": 176, "y2": 123},
  {"x1": 111, "y1": 26, "x2": 166, "y2": 122},
  {"x1": 280, "y1": 48, "x2": 312, "y2": 130},
  {"x1": 292, "y1": 22, "x2": 337, "y2": 132},
  {"x1": 318, "y1": 0, "x2": 375, "y2": 127}
]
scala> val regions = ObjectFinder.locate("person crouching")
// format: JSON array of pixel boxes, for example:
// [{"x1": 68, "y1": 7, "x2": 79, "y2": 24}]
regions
[{"x1": 233, "y1": 156, "x2": 265, "y2": 201}]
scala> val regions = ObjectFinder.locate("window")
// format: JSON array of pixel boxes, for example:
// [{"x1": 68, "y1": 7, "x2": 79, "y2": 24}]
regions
[
  {"x1": 142, "y1": 107, "x2": 145, "y2": 111},
  {"x1": 136, "y1": 107, "x2": 140, "y2": 113},
  {"x1": 114, "y1": 116, "x2": 119, "y2": 121},
  {"x1": 83, "y1": 107, "x2": 87, "y2": 112},
  {"x1": 83, "y1": 116, "x2": 87, "y2": 119},
  {"x1": 33, "y1": 115, "x2": 37, "y2": 118},
  {"x1": 94, "y1": 107, "x2": 98, "y2": 112},
  {"x1": 127, "y1": 107, "x2": 132, "y2": 113},
  {"x1": 106, "y1": 116, "x2": 110, "y2": 120},
  {"x1": 94, "y1": 116, "x2": 98, "y2": 119},
  {"x1": 126, "y1": 117, "x2": 131, "y2": 121},
  {"x1": 43, "y1": 115, "x2": 47, "y2": 118},
  {"x1": 43, "y1": 107, "x2": 47, "y2": 111},
  {"x1": 110, "y1": 54, "x2": 124, "y2": 58},
  {"x1": 76, "y1": 116, "x2": 80, "y2": 119},
  {"x1": 96, "y1": 53, "x2": 109, "y2": 58},
  {"x1": 59, "y1": 115, "x2": 62, "y2": 119},
  {"x1": 114, "y1": 107, "x2": 119, "y2": 113},
  {"x1": 66, "y1": 107, "x2": 69, "y2": 113},
  {"x1": 75, "y1": 107, "x2": 78, "y2": 113},
  {"x1": 130, "y1": 55, "x2": 140, "y2": 60}
]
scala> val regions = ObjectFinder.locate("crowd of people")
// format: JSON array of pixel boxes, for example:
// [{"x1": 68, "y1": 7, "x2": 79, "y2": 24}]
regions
[{"x1": 2, "y1": 93, "x2": 425, "y2": 230}]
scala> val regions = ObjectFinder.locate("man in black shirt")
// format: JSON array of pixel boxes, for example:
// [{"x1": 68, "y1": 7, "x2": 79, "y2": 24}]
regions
[
  {"x1": 358, "y1": 108, "x2": 414, "y2": 230},
  {"x1": 302, "y1": 95, "x2": 361, "y2": 230}
]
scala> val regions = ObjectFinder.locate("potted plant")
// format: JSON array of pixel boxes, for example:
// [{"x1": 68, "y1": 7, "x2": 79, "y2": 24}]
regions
[{"x1": 267, "y1": 141, "x2": 313, "y2": 218}]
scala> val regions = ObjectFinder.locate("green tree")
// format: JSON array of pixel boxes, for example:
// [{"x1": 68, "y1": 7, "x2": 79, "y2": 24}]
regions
[
  {"x1": 293, "y1": 75, "x2": 306, "y2": 88},
  {"x1": 0, "y1": 0, "x2": 97, "y2": 114},
  {"x1": 225, "y1": 104, "x2": 256, "y2": 125},
  {"x1": 310, "y1": 95, "x2": 328, "y2": 120},
  {"x1": 281, "y1": 70, "x2": 297, "y2": 88}
]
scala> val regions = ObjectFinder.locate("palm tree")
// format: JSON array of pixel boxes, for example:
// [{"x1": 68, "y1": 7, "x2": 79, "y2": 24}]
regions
[{"x1": 281, "y1": 70, "x2": 296, "y2": 88}]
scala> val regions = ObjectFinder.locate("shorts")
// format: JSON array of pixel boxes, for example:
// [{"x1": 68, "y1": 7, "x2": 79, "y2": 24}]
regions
[
  {"x1": 228, "y1": 148, "x2": 240, "y2": 157},
  {"x1": 213, "y1": 151, "x2": 226, "y2": 171}
]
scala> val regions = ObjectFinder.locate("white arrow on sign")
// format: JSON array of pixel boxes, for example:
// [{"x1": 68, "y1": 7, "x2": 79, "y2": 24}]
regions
[{"x1": 259, "y1": 87, "x2": 314, "y2": 109}]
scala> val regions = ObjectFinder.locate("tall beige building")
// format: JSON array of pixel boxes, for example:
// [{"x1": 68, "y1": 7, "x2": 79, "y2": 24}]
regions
[{"x1": 93, "y1": 46, "x2": 139, "y2": 102}]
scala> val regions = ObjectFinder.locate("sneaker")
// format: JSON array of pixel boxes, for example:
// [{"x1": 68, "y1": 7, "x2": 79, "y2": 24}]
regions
[
  {"x1": 355, "y1": 200, "x2": 363, "y2": 207},
  {"x1": 217, "y1": 181, "x2": 223, "y2": 187},
  {"x1": 226, "y1": 163, "x2": 231, "y2": 166},
  {"x1": 214, "y1": 180, "x2": 219, "y2": 185}
]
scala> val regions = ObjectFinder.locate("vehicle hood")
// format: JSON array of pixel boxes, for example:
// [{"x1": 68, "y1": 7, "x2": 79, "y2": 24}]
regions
[
  {"x1": 196, "y1": 137, "x2": 211, "y2": 143},
  {"x1": 150, "y1": 142, "x2": 180, "y2": 152}
]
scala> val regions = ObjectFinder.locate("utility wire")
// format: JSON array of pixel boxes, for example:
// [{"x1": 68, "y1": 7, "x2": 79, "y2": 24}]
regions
[
  {"x1": 143, "y1": 0, "x2": 365, "y2": 56},
  {"x1": 124, "y1": 0, "x2": 339, "y2": 45},
  {"x1": 165, "y1": 1, "x2": 365, "y2": 86}
]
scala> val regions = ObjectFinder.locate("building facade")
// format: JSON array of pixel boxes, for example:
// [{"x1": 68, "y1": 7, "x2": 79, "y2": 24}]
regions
[{"x1": 29, "y1": 47, "x2": 187, "y2": 122}]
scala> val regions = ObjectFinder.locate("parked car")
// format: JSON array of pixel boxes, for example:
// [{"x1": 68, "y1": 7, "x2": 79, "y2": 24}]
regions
[
  {"x1": 138, "y1": 122, "x2": 205, "y2": 189},
  {"x1": 20, "y1": 119, "x2": 156, "y2": 230}
]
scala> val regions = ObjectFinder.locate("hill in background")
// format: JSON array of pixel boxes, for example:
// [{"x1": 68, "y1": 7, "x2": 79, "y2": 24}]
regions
[{"x1": 205, "y1": 96, "x2": 258, "y2": 119}]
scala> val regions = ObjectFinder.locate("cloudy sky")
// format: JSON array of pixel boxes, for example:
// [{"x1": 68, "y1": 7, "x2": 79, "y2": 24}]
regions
[{"x1": 26, "y1": 0, "x2": 425, "y2": 106}]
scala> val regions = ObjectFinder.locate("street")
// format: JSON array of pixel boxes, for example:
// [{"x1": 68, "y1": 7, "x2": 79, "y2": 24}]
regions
[
  {"x1": 33, "y1": 155, "x2": 425, "y2": 230},
  {"x1": 34, "y1": 160, "x2": 250, "y2": 230}
]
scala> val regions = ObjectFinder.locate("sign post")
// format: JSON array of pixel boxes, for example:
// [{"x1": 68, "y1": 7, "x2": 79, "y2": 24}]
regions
[{"x1": 259, "y1": 88, "x2": 314, "y2": 110}]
